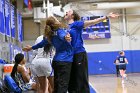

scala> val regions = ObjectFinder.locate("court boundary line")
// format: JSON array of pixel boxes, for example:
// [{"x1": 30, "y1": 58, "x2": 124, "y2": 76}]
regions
[{"x1": 89, "y1": 82, "x2": 99, "y2": 93}]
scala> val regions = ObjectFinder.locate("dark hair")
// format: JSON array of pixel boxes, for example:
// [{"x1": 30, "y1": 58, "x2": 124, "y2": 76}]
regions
[
  {"x1": 44, "y1": 16, "x2": 62, "y2": 43},
  {"x1": 43, "y1": 37, "x2": 53, "y2": 55},
  {"x1": 72, "y1": 10, "x2": 80, "y2": 21},
  {"x1": 11, "y1": 53, "x2": 24, "y2": 79}
]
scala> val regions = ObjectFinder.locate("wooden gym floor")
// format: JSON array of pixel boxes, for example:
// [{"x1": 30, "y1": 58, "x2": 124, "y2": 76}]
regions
[{"x1": 89, "y1": 73, "x2": 140, "y2": 93}]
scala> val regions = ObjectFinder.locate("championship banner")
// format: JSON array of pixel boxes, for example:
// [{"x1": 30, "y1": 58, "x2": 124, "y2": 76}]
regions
[
  {"x1": 11, "y1": 4, "x2": 16, "y2": 38},
  {"x1": 81, "y1": 16, "x2": 111, "y2": 40},
  {"x1": 0, "y1": 0, "x2": 5, "y2": 35},
  {"x1": 17, "y1": 11, "x2": 23, "y2": 42},
  {"x1": 5, "y1": 0, "x2": 11, "y2": 37}
]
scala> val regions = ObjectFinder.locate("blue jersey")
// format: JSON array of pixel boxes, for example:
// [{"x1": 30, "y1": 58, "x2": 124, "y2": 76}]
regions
[
  {"x1": 69, "y1": 21, "x2": 86, "y2": 54},
  {"x1": 117, "y1": 56, "x2": 126, "y2": 63},
  {"x1": 32, "y1": 28, "x2": 73, "y2": 62}
]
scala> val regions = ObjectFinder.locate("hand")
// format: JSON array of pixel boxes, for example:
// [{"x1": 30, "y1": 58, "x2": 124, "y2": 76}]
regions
[
  {"x1": 116, "y1": 61, "x2": 119, "y2": 65},
  {"x1": 65, "y1": 33, "x2": 71, "y2": 42},
  {"x1": 107, "y1": 12, "x2": 119, "y2": 18},
  {"x1": 126, "y1": 62, "x2": 128, "y2": 64},
  {"x1": 22, "y1": 45, "x2": 32, "y2": 52}
]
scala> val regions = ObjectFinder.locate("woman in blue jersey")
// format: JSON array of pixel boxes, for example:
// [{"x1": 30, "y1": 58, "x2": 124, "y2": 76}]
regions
[
  {"x1": 64, "y1": 9, "x2": 119, "y2": 93},
  {"x1": 23, "y1": 16, "x2": 73, "y2": 93},
  {"x1": 116, "y1": 51, "x2": 128, "y2": 82}
]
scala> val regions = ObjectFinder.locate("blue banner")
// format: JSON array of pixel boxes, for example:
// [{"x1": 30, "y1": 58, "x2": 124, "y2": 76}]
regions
[
  {"x1": 24, "y1": 0, "x2": 28, "y2": 6},
  {"x1": 11, "y1": 4, "x2": 16, "y2": 38},
  {"x1": 17, "y1": 11, "x2": 23, "y2": 42},
  {"x1": 0, "y1": 0, "x2": 5, "y2": 34},
  {"x1": 5, "y1": 0, "x2": 11, "y2": 37},
  {"x1": 81, "y1": 16, "x2": 111, "y2": 40}
]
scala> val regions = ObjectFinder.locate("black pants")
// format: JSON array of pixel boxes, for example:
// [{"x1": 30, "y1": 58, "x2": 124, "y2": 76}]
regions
[
  {"x1": 116, "y1": 65, "x2": 119, "y2": 77},
  {"x1": 52, "y1": 61, "x2": 72, "y2": 93},
  {"x1": 68, "y1": 52, "x2": 90, "y2": 93}
]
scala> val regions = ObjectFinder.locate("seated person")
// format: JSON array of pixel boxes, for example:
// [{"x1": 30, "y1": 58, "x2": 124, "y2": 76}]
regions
[{"x1": 11, "y1": 53, "x2": 36, "y2": 91}]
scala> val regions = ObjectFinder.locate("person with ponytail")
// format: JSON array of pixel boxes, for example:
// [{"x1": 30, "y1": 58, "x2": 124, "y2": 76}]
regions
[
  {"x1": 23, "y1": 16, "x2": 73, "y2": 93},
  {"x1": 31, "y1": 35, "x2": 54, "y2": 93},
  {"x1": 11, "y1": 53, "x2": 37, "y2": 91}
]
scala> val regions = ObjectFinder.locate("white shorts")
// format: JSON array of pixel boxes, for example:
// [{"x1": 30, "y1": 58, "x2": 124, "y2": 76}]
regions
[{"x1": 31, "y1": 57, "x2": 53, "y2": 77}]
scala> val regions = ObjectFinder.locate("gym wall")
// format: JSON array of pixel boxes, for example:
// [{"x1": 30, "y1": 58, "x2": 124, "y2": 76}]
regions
[{"x1": 85, "y1": 9, "x2": 140, "y2": 75}]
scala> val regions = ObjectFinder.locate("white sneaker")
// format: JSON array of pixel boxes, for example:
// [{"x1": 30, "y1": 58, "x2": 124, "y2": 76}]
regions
[
  {"x1": 122, "y1": 80, "x2": 125, "y2": 84},
  {"x1": 123, "y1": 74, "x2": 127, "y2": 80}
]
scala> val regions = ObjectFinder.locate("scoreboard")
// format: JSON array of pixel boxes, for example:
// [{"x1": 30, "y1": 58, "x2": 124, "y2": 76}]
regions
[{"x1": 81, "y1": 16, "x2": 111, "y2": 40}]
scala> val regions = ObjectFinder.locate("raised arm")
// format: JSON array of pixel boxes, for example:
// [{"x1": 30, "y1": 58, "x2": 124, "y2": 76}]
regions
[
  {"x1": 31, "y1": 38, "x2": 39, "y2": 58},
  {"x1": 32, "y1": 38, "x2": 48, "y2": 49},
  {"x1": 22, "y1": 38, "x2": 48, "y2": 52},
  {"x1": 84, "y1": 12, "x2": 119, "y2": 28}
]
